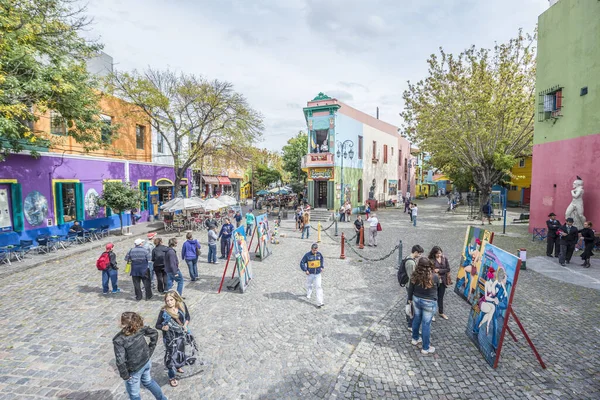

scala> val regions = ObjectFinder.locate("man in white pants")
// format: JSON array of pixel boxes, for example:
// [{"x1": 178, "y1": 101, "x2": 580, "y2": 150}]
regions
[{"x1": 300, "y1": 243, "x2": 325, "y2": 308}]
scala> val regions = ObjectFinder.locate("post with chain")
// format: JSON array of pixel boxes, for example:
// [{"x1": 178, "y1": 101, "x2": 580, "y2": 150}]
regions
[
  {"x1": 317, "y1": 222, "x2": 322, "y2": 243},
  {"x1": 340, "y1": 232, "x2": 346, "y2": 259},
  {"x1": 359, "y1": 227, "x2": 364, "y2": 249},
  {"x1": 397, "y1": 239, "x2": 403, "y2": 268},
  {"x1": 334, "y1": 219, "x2": 338, "y2": 236}
]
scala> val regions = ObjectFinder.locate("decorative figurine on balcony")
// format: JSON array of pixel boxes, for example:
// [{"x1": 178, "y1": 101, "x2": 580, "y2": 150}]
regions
[
  {"x1": 320, "y1": 139, "x2": 329, "y2": 153},
  {"x1": 565, "y1": 176, "x2": 585, "y2": 228}
]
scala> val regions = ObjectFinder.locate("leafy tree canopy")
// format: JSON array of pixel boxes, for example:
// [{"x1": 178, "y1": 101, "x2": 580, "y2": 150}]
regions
[
  {"x1": 98, "y1": 181, "x2": 143, "y2": 233},
  {"x1": 282, "y1": 131, "x2": 308, "y2": 182}
]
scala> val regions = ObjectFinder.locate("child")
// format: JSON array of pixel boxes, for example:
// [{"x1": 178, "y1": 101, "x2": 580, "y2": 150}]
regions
[{"x1": 101, "y1": 243, "x2": 120, "y2": 294}]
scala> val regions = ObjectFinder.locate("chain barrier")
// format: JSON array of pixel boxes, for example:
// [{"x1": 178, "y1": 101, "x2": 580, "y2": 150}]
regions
[
  {"x1": 345, "y1": 239, "x2": 400, "y2": 262},
  {"x1": 310, "y1": 219, "x2": 336, "y2": 232}
]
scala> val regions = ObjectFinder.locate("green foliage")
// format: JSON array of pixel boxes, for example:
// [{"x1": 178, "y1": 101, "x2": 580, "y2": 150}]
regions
[
  {"x1": 401, "y1": 30, "x2": 536, "y2": 205},
  {"x1": 254, "y1": 164, "x2": 281, "y2": 189},
  {"x1": 282, "y1": 131, "x2": 308, "y2": 182},
  {"x1": 98, "y1": 181, "x2": 143, "y2": 233},
  {"x1": 0, "y1": 0, "x2": 118, "y2": 159},
  {"x1": 289, "y1": 181, "x2": 305, "y2": 195}
]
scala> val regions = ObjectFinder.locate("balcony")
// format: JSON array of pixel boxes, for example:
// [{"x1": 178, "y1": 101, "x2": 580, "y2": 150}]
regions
[{"x1": 301, "y1": 152, "x2": 335, "y2": 169}]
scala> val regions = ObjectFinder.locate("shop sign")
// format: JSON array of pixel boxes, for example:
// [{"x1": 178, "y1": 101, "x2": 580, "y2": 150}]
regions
[{"x1": 310, "y1": 168, "x2": 333, "y2": 180}]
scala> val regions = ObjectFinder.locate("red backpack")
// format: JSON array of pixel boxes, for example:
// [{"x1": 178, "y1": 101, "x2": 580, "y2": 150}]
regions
[{"x1": 96, "y1": 252, "x2": 110, "y2": 271}]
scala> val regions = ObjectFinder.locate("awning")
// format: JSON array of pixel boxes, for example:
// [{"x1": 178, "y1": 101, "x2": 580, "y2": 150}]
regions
[
  {"x1": 202, "y1": 176, "x2": 220, "y2": 185},
  {"x1": 432, "y1": 174, "x2": 449, "y2": 182},
  {"x1": 218, "y1": 176, "x2": 231, "y2": 185}
]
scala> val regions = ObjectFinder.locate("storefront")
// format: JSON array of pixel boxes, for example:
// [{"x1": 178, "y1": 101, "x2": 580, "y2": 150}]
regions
[{"x1": 307, "y1": 168, "x2": 334, "y2": 209}]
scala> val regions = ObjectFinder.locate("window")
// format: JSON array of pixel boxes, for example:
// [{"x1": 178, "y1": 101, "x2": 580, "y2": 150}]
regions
[
  {"x1": 383, "y1": 179, "x2": 387, "y2": 194},
  {"x1": 372, "y1": 141, "x2": 377, "y2": 160},
  {"x1": 54, "y1": 182, "x2": 84, "y2": 224},
  {"x1": 100, "y1": 114, "x2": 112, "y2": 143},
  {"x1": 51, "y1": 111, "x2": 66, "y2": 135},
  {"x1": 404, "y1": 158, "x2": 408, "y2": 180},
  {"x1": 519, "y1": 158, "x2": 525, "y2": 168},
  {"x1": 510, "y1": 185, "x2": 518, "y2": 191},
  {"x1": 399, "y1": 150, "x2": 402, "y2": 166},
  {"x1": 391, "y1": 147, "x2": 394, "y2": 156},
  {"x1": 139, "y1": 181, "x2": 150, "y2": 211},
  {"x1": 383, "y1": 145, "x2": 388, "y2": 164},
  {"x1": 136, "y1": 125, "x2": 145, "y2": 150},
  {"x1": 314, "y1": 130, "x2": 328, "y2": 152},
  {"x1": 157, "y1": 134, "x2": 164, "y2": 153},
  {"x1": 357, "y1": 179, "x2": 363, "y2": 203},
  {"x1": 538, "y1": 86, "x2": 563, "y2": 121},
  {"x1": 358, "y1": 136, "x2": 363, "y2": 159}
]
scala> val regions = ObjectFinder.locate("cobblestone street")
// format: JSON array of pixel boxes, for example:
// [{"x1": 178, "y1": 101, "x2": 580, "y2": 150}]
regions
[{"x1": 0, "y1": 198, "x2": 598, "y2": 399}]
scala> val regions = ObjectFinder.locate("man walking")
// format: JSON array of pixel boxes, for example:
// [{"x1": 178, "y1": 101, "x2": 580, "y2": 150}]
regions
[
  {"x1": 234, "y1": 211, "x2": 242, "y2": 228},
  {"x1": 245, "y1": 209, "x2": 255, "y2": 236},
  {"x1": 218, "y1": 218, "x2": 235, "y2": 259},
  {"x1": 559, "y1": 217, "x2": 578, "y2": 266},
  {"x1": 125, "y1": 238, "x2": 153, "y2": 301},
  {"x1": 353, "y1": 215, "x2": 364, "y2": 245},
  {"x1": 300, "y1": 243, "x2": 325, "y2": 308},
  {"x1": 165, "y1": 238, "x2": 184, "y2": 295},
  {"x1": 546, "y1": 213, "x2": 561, "y2": 257},
  {"x1": 301, "y1": 211, "x2": 311, "y2": 239},
  {"x1": 412, "y1": 203, "x2": 418, "y2": 227},
  {"x1": 404, "y1": 245, "x2": 424, "y2": 331}
]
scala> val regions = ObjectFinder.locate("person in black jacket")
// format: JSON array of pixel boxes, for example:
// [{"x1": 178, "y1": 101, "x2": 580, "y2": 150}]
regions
[
  {"x1": 101, "y1": 243, "x2": 121, "y2": 294},
  {"x1": 559, "y1": 217, "x2": 578, "y2": 266},
  {"x1": 546, "y1": 213, "x2": 561, "y2": 257},
  {"x1": 152, "y1": 237, "x2": 169, "y2": 294},
  {"x1": 113, "y1": 312, "x2": 166, "y2": 400},
  {"x1": 165, "y1": 238, "x2": 184, "y2": 295},
  {"x1": 579, "y1": 221, "x2": 595, "y2": 268}
]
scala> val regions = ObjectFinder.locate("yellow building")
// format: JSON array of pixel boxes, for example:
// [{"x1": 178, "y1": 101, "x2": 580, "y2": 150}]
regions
[{"x1": 507, "y1": 156, "x2": 532, "y2": 206}]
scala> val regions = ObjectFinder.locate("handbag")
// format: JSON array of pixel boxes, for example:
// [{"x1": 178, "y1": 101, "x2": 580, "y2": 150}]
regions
[
  {"x1": 124, "y1": 262, "x2": 131, "y2": 274},
  {"x1": 376, "y1": 222, "x2": 382, "y2": 232},
  {"x1": 405, "y1": 302, "x2": 414, "y2": 318}
]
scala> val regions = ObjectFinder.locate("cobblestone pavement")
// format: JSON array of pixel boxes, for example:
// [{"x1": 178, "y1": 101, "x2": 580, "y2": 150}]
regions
[{"x1": 0, "y1": 198, "x2": 598, "y2": 399}]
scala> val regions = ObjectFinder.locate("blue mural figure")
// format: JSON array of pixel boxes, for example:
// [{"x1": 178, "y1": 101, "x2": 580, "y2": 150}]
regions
[
  {"x1": 491, "y1": 272, "x2": 509, "y2": 349},
  {"x1": 456, "y1": 237, "x2": 482, "y2": 299},
  {"x1": 473, "y1": 266, "x2": 497, "y2": 335}
]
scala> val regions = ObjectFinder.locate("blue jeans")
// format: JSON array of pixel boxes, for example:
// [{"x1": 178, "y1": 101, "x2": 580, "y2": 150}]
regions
[
  {"x1": 185, "y1": 258, "x2": 198, "y2": 280},
  {"x1": 413, "y1": 216, "x2": 417, "y2": 226},
  {"x1": 124, "y1": 359, "x2": 166, "y2": 400},
  {"x1": 208, "y1": 244, "x2": 217, "y2": 263},
  {"x1": 148, "y1": 261, "x2": 154, "y2": 283},
  {"x1": 412, "y1": 296, "x2": 437, "y2": 350},
  {"x1": 167, "y1": 272, "x2": 184, "y2": 295},
  {"x1": 102, "y1": 269, "x2": 118, "y2": 293},
  {"x1": 302, "y1": 226, "x2": 310, "y2": 239},
  {"x1": 246, "y1": 223, "x2": 254, "y2": 236}
]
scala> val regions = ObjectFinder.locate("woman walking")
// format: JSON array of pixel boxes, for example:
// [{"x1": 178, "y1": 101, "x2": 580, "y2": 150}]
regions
[
  {"x1": 408, "y1": 258, "x2": 439, "y2": 355},
  {"x1": 580, "y1": 221, "x2": 595, "y2": 268},
  {"x1": 207, "y1": 224, "x2": 218, "y2": 264},
  {"x1": 113, "y1": 312, "x2": 166, "y2": 400},
  {"x1": 429, "y1": 246, "x2": 450, "y2": 320},
  {"x1": 366, "y1": 213, "x2": 379, "y2": 247},
  {"x1": 181, "y1": 232, "x2": 201, "y2": 281},
  {"x1": 155, "y1": 291, "x2": 198, "y2": 388},
  {"x1": 152, "y1": 237, "x2": 169, "y2": 294}
]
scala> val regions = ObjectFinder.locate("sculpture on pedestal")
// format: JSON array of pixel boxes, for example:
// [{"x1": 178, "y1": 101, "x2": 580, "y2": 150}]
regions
[
  {"x1": 565, "y1": 176, "x2": 585, "y2": 229},
  {"x1": 368, "y1": 179, "x2": 376, "y2": 200}
]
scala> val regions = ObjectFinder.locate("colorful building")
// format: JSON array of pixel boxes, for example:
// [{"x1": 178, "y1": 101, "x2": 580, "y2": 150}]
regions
[
  {"x1": 507, "y1": 156, "x2": 532, "y2": 206},
  {"x1": 301, "y1": 93, "x2": 410, "y2": 210},
  {"x1": 530, "y1": 0, "x2": 600, "y2": 230}
]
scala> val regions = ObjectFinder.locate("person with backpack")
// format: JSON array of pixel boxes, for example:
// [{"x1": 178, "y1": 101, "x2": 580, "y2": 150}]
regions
[
  {"x1": 397, "y1": 245, "x2": 424, "y2": 331},
  {"x1": 113, "y1": 312, "x2": 166, "y2": 400},
  {"x1": 407, "y1": 257, "x2": 440, "y2": 355},
  {"x1": 152, "y1": 237, "x2": 169, "y2": 294},
  {"x1": 181, "y1": 232, "x2": 201, "y2": 281},
  {"x1": 428, "y1": 246, "x2": 451, "y2": 320},
  {"x1": 98, "y1": 243, "x2": 120, "y2": 295}
]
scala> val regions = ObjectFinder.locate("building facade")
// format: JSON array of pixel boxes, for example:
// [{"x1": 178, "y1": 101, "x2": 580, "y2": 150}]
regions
[
  {"x1": 301, "y1": 93, "x2": 410, "y2": 210},
  {"x1": 507, "y1": 156, "x2": 532, "y2": 206},
  {"x1": 530, "y1": 0, "x2": 600, "y2": 230}
]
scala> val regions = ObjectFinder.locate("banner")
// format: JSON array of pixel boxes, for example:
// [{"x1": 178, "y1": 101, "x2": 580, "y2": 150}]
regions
[
  {"x1": 232, "y1": 226, "x2": 252, "y2": 292},
  {"x1": 454, "y1": 226, "x2": 494, "y2": 304},
  {"x1": 254, "y1": 213, "x2": 272, "y2": 260}
]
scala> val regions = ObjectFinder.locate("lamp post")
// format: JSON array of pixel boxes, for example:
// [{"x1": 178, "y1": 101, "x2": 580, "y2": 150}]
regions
[{"x1": 336, "y1": 139, "x2": 355, "y2": 209}]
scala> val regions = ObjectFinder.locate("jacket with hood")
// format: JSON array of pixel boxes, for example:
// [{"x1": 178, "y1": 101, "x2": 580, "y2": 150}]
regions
[
  {"x1": 181, "y1": 239, "x2": 201, "y2": 260},
  {"x1": 113, "y1": 326, "x2": 158, "y2": 380}
]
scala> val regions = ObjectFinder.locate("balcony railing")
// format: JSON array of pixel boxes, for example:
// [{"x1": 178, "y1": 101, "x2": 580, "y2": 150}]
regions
[{"x1": 301, "y1": 152, "x2": 335, "y2": 169}]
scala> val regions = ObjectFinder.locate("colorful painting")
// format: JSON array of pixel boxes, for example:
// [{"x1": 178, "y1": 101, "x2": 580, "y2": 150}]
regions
[
  {"x1": 465, "y1": 243, "x2": 521, "y2": 368},
  {"x1": 454, "y1": 226, "x2": 494, "y2": 304},
  {"x1": 255, "y1": 213, "x2": 272, "y2": 260},
  {"x1": 23, "y1": 191, "x2": 48, "y2": 227},
  {"x1": 232, "y1": 226, "x2": 252, "y2": 292},
  {"x1": 0, "y1": 189, "x2": 11, "y2": 230},
  {"x1": 85, "y1": 188, "x2": 100, "y2": 217}
]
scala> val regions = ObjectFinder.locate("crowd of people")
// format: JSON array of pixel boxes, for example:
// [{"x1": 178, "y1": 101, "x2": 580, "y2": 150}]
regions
[{"x1": 546, "y1": 213, "x2": 596, "y2": 268}]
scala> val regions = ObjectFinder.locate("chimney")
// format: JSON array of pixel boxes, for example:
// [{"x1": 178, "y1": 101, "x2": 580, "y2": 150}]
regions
[{"x1": 376, "y1": 107, "x2": 379, "y2": 119}]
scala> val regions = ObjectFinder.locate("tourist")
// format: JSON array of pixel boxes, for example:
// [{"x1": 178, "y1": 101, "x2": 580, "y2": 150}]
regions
[
  {"x1": 365, "y1": 202, "x2": 371, "y2": 219},
  {"x1": 207, "y1": 224, "x2": 218, "y2": 264},
  {"x1": 301, "y1": 211, "x2": 311, "y2": 239},
  {"x1": 404, "y1": 198, "x2": 411, "y2": 214},
  {"x1": 69, "y1": 220, "x2": 84, "y2": 233},
  {"x1": 234, "y1": 211, "x2": 242, "y2": 228},
  {"x1": 155, "y1": 291, "x2": 197, "y2": 388},
  {"x1": 165, "y1": 238, "x2": 184, "y2": 295},
  {"x1": 366, "y1": 213, "x2": 379, "y2": 247},
  {"x1": 353, "y1": 215, "x2": 364, "y2": 245},
  {"x1": 181, "y1": 232, "x2": 201, "y2": 281},
  {"x1": 481, "y1": 202, "x2": 493, "y2": 225},
  {"x1": 296, "y1": 207, "x2": 304, "y2": 231},
  {"x1": 100, "y1": 243, "x2": 120, "y2": 294},
  {"x1": 345, "y1": 201, "x2": 352, "y2": 222},
  {"x1": 408, "y1": 258, "x2": 439, "y2": 355},
  {"x1": 546, "y1": 213, "x2": 561, "y2": 257},
  {"x1": 245, "y1": 209, "x2": 255, "y2": 236},
  {"x1": 125, "y1": 238, "x2": 152, "y2": 301},
  {"x1": 428, "y1": 246, "x2": 450, "y2": 320},
  {"x1": 113, "y1": 312, "x2": 166, "y2": 400},
  {"x1": 339, "y1": 205, "x2": 345, "y2": 222},
  {"x1": 412, "y1": 203, "x2": 419, "y2": 227},
  {"x1": 218, "y1": 217, "x2": 235, "y2": 259},
  {"x1": 203, "y1": 213, "x2": 218, "y2": 230},
  {"x1": 579, "y1": 221, "x2": 595, "y2": 268},
  {"x1": 151, "y1": 237, "x2": 169, "y2": 294},
  {"x1": 404, "y1": 245, "x2": 424, "y2": 331},
  {"x1": 144, "y1": 233, "x2": 157, "y2": 289},
  {"x1": 300, "y1": 243, "x2": 325, "y2": 308},
  {"x1": 559, "y1": 217, "x2": 578, "y2": 266}
]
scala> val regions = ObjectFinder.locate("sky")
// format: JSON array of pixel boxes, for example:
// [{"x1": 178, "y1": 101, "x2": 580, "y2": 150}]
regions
[{"x1": 79, "y1": 0, "x2": 548, "y2": 151}]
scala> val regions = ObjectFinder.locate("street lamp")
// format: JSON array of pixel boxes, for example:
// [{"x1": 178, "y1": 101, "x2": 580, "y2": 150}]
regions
[{"x1": 336, "y1": 139, "x2": 354, "y2": 209}]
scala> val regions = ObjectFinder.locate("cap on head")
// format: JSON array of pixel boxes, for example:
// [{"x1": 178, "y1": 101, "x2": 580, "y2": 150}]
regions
[
  {"x1": 134, "y1": 238, "x2": 144, "y2": 246},
  {"x1": 311, "y1": 243, "x2": 318, "y2": 250},
  {"x1": 106, "y1": 243, "x2": 114, "y2": 251},
  {"x1": 548, "y1": 213, "x2": 556, "y2": 217},
  {"x1": 566, "y1": 217, "x2": 574, "y2": 223},
  {"x1": 147, "y1": 232, "x2": 157, "y2": 239}
]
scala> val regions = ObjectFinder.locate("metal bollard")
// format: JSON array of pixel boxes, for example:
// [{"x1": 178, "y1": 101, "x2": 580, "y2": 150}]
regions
[
  {"x1": 398, "y1": 239, "x2": 403, "y2": 268},
  {"x1": 317, "y1": 222, "x2": 322, "y2": 243},
  {"x1": 340, "y1": 232, "x2": 346, "y2": 259},
  {"x1": 359, "y1": 227, "x2": 365, "y2": 249},
  {"x1": 335, "y1": 219, "x2": 338, "y2": 236}
]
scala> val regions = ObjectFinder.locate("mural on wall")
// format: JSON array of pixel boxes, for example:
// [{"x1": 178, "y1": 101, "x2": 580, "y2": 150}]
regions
[
  {"x1": 23, "y1": 191, "x2": 48, "y2": 227},
  {"x1": 0, "y1": 189, "x2": 11, "y2": 230},
  {"x1": 455, "y1": 226, "x2": 495, "y2": 304},
  {"x1": 465, "y1": 243, "x2": 521, "y2": 368},
  {"x1": 85, "y1": 188, "x2": 100, "y2": 218}
]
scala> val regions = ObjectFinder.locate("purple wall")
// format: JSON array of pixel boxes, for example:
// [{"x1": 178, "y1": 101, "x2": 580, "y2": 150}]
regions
[{"x1": 0, "y1": 153, "x2": 191, "y2": 246}]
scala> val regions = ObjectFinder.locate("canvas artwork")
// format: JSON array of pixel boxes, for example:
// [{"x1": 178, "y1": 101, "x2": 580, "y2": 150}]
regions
[
  {"x1": 454, "y1": 226, "x2": 494, "y2": 304},
  {"x1": 465, "y1": 243, "x2": 521, "y2": 368},
  {"x1": 0, "y1": 189, "x2": 12, "y2": 230},
  {"x1": 23, "y1": 191, "x2": 48, "y2": 226},
  {"x1": 232, "y1": 226, "x2": 252, "y2": 292},
  {"x1": 255, "y1": 213, "x2": 271, "y2": 260}
]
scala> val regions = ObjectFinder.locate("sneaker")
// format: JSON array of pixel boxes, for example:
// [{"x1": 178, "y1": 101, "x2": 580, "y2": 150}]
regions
[
  {"x1": 407, "y1": 326, "x2": 412, "y2": 332},
  {"x1": 411, "y1": 338, "x2": 422, "y2": 346},
  {"x1": 421, "y1": 346, "x2": 436, "y2": 355},
  {"x1": 317, "y1": 304, "x2": 324, "y2": 308},
  {"x1": 103, "y1": 292, "x2": 109, "y2": 295},
  {"x1": 432, "y1": 316, "x2": 436, "y2": 322},
  {"x1": 439, "y1": 314, "x2": 449, "y2": 320},
  {"x1": 111, "y1": 289, "x2": 121, "y2": 294}
]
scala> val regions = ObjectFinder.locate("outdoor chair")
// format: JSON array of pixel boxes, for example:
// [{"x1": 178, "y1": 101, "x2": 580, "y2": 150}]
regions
[
  {"x1": 532, "y1": 228, "x2": 547, "y2": 242},
  {"x1": 36, "y1": 236, "x2": 56, "y2": 254},
  {"x1": 18, "y1": 240, "x2": 34, "y2": 258},
  {"x1": 99, "y1": 225, "x2": 110, "y2": 238}
]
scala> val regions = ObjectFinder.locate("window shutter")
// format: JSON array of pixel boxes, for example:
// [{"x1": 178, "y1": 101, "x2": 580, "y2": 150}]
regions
[
  {"x1": 75, "y1": 182, "x2": 84, "y2": 221},
  {"x1": 55, "y1": 183, "x2": 64, "y2": 225},
  {"x1": 555, "y1": 91, "x2": 562, "y2": 109},
  {"x1": 11, "y1": 183, "x2": 24, "y2": 232}
]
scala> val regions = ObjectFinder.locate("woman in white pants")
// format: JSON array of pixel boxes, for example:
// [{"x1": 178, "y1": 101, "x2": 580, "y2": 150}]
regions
[{"x1": 367, "y1": 213, "x2": 379, "y2": 247}]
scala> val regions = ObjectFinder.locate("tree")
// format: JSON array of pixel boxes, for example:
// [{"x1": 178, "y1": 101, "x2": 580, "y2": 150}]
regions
[
  {"x1": 109, "y1": 69, "x2": 263, "y2": 191},
  {"x1": 98, "y1": 181, "x2": 143, "y2": 234},
  {"x1": 254, "y1": 164, "x2": 281, "y2": 189},
  {"x1": 401, "y1": 30, "x2": 536, "y2": 207},
  {"x1": 282, "y1": 131, "x2": 308, "y2": 182},
  {"x1": 0, "y1": 0, "x2": 118, "y2": 160}
]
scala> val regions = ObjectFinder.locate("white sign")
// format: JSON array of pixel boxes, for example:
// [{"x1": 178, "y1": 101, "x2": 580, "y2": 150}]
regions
[{"x1": 0, "y1": 189, "x2": 12, "y2": 230}]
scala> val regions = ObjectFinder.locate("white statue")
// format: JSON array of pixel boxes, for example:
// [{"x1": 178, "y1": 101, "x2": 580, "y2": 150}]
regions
[{"x1": 565, "y1": 176, "x2": 585, "y2": 229}]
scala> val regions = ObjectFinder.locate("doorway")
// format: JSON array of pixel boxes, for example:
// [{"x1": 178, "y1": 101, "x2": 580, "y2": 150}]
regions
[{"x1": 314, "y1": 181, "x2": 328, "y2": 208}]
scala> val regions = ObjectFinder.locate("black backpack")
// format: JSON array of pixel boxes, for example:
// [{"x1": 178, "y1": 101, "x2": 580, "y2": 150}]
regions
[{"x1": 397, "y1": 256, "x2": 412, "y2": 287}]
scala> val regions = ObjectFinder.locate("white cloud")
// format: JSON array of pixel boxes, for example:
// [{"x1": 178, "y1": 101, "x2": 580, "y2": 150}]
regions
[{"x1": 79, "y1": 0, "x2": 547, "y2": 151}]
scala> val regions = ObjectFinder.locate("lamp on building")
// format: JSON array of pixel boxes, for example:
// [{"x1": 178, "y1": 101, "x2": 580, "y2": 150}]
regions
[{"x1": 336, "y1": 139, "x2": 355, "y2": 209}]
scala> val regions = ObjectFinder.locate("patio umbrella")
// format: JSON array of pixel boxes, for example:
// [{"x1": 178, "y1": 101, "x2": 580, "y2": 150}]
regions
[
  {"x1": 257, "y1": 190, "x2": 269, "y2": 195},
  {"x1": 203, "y1": 198, "x2": 226, "y2": 211},
  {"x1": 218, "y1": 195, "x2": 237, "y2": 206},
  {"x1": 160, "y1": 197, "x2": 204, "y2": 212}
]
